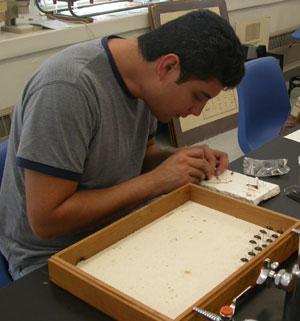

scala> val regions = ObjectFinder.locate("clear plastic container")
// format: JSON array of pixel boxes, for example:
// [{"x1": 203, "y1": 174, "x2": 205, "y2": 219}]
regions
[{"x1": 243, "y1": 157, "x2": 290, "y2": 177}]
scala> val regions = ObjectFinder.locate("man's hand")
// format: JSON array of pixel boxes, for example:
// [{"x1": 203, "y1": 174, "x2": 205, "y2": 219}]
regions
[
  {"x1": 149, "y1": 145, "x2": 228, "y2": 194},
  {"x1": 200, "y1": 144, "x2": 228, "y2": 176}
]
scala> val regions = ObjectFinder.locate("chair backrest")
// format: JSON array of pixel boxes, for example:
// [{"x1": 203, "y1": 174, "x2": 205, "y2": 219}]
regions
[
  {"x1": 237, "y1": 56, "x2": 290, "y2": 153},
  {"x1": 0, "y1": 140, "x2": 12, "y2": 287},
  {"x1": 292, "y1": 28, "x2": 300, "y2": 41}
]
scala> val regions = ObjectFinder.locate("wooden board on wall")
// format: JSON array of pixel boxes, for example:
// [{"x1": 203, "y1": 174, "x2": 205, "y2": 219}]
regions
[
  {"x1": 172, "y1": 89, "x2": 238, "y2": 146},
  {"x1": 149, "y1": 0, "x2": 229, "y2": 29},
  {"x1": 148, "y1": 0, "x2": 239, "y2": 147}
]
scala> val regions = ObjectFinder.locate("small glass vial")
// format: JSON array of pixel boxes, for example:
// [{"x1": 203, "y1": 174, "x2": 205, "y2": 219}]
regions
[{"x1": 290, "y1": 96, "x2": 300, "y2": 120}]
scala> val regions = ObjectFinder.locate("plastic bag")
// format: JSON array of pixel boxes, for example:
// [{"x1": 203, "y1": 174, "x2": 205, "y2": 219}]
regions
[{"x1": 243, "y1": 157, "x2": 290, "y2": 177}]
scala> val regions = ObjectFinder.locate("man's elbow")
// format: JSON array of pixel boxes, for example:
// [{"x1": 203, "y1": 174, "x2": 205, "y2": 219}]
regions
[
  {"x1": 28, "y1": 212, "x2": 60, "y2": 240},
  {"x1": 30, "y1": 223, "x2": 57, "y2": 240}
]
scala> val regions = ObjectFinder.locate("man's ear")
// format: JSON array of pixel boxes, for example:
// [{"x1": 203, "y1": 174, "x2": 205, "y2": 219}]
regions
[{"x1": 156, "y1": 54, "x2": 180, "y2": 81}]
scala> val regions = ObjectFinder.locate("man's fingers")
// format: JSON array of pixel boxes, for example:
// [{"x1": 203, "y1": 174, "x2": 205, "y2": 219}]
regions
[
  {"x1": 188, "y1": 168, "x2": 206, "y2": 182},
  {"x1": 187, "y1": 145, "x2": 218, "y2": 176},
  {"x1": 173, "y1": 146, "x2": 228, "y2": 179},
  {"x1": 213, "y1": 150, "x2": 229, "y2": 176},
  {"x1": 185, "y1": 147, "x2": 205, "y2": 159},
  {"x1": 187, "y1": 158, "x2": 213, "y2": 179},
  {"x1": 202, "y1": 145, "x2": 217, "y2": 172}
]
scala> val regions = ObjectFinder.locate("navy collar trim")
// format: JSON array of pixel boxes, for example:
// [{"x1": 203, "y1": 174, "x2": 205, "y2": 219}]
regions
[{"x1": 101, "y1": 36, "x2": 135, "y2": 99}]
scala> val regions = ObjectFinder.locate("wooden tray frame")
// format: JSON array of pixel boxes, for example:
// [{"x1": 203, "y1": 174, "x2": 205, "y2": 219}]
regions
[{"x1": 49, "y1": 184, "x2": 300, "y2": 321}]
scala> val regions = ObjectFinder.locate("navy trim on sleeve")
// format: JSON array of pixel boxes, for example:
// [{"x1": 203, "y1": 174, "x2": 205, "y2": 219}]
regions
[
  {"x1": 16, "y1": 157, "x2": 81, "y2": 181},
  {"x1": 101, "y1": 36, "x2": 135, "y2": 99}
]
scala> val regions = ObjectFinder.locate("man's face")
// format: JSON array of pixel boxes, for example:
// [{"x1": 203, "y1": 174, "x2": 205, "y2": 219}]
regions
[{"x1": 145, "y1": 77, "x2": 224, "y2": 123}]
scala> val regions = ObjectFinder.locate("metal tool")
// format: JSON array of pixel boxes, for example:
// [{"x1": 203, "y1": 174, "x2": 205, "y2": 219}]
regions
[
  {"x1": 193, "y1": 307, "x2": 223, "y2": 321},
  {"x1": 256, "y1": 228, "x2": 300, "y2": 321},
  {"x1": 193, "y1": 286, "x2": 255, "y2": 321},
  {"x1": 256, "y1": 229, "x2": 300, "y2": 291},
  {"x1": 193, "y1": 306, "x2": 258, "y2": 321}
]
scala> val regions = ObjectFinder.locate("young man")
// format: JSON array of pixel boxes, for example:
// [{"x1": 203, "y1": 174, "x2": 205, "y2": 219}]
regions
[{"x1": 0, "y1": 10, "x2": 245, "y2": 279}]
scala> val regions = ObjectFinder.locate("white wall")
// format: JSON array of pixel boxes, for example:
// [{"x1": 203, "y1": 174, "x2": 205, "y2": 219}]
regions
[
  {"x1": 228, "y1": 0, "x2": 300, "y2": 35},
  {"x1": 0, "y1": 13, "x2": 149, "y2": 111},
  {"x1": 0, "y1": 0, "x2": 300, "y2": 111}
]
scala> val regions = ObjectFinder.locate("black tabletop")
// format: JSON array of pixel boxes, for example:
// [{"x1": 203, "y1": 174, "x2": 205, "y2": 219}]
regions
[
  {"x1": 230, "y1": 135, "x2": 300, "y2": 220},
  {"x1": 1, "y1": 134, "x2": 300, "y2": 321}
]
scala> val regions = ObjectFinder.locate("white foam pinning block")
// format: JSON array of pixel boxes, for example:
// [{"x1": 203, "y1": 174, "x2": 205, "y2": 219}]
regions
[
  {"x1": 285, "y1": 129, "x2": 300, "y2": 143},
  {"x1": 201, "y1": 170, "x2": 280, "y2": 205}
]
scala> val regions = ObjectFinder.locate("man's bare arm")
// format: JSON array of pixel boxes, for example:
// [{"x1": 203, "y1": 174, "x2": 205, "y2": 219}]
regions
[
  {"x1": 25, "y1": 142, "x2": 226, "y2": 240},
  {"x1": 142, "y1": 138, "x2": 174, "y2": 172},
  {"x1": 25, "y1": 168, "x2": 166, "y2": 240}
]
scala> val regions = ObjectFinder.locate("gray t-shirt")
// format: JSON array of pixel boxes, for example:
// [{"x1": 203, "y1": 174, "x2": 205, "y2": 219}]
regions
[{"x1": 0, "y1": 36, "x2": 157, "y2": 279}]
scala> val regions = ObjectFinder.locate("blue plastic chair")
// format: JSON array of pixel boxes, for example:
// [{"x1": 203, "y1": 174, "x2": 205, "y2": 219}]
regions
[
  {"x1": 237, "y1": 57, "x2": 290, "y2": 154},
  {"x1": 291, "y1": 28, "x2": 300, "y2": 46},
  {"x1": 0, "y1": 140, "x2": 13, "y2": 287}
]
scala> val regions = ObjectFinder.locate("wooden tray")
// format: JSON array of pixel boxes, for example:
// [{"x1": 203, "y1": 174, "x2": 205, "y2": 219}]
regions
[{"x1": 49, "y1": 184, "x2": 300, "y2": 321}]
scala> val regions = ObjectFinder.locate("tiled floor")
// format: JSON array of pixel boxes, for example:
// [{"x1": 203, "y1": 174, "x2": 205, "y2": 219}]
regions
[{"x1": 157, "y1": 87, "x2": 300, "y2": 162}]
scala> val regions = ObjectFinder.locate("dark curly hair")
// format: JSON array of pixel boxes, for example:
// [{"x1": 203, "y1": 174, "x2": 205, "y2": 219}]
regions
[{"x1": 138, "y1": 10, "x2": 245, "y2": 88}]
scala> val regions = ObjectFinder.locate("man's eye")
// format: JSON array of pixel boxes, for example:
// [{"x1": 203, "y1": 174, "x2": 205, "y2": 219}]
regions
[{"x1": 194, "y1": 94, "x2": 204, "y2": 102}]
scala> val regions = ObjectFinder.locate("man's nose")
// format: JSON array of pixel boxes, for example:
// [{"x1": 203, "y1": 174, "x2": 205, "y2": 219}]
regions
[{"x1": 191, "y1": 103, "x2": 205, "y2": 116}]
